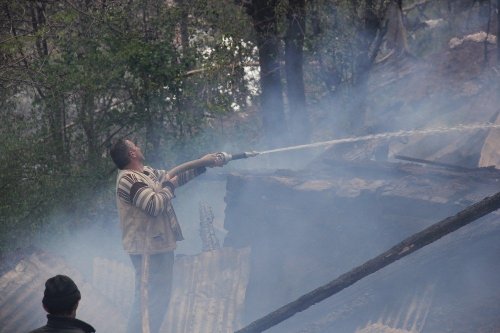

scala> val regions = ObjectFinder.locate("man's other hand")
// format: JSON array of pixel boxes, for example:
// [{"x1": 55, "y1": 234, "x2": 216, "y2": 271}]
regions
[{"x1": 165, "y1": 174, "x2": 179, "y2": 188}]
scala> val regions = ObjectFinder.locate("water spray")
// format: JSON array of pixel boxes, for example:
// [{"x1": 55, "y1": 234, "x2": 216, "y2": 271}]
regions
[
  {"x1": 217, "y1": 123, "x2": 500, "y2": 161},
  {"x1": 163, "y1": 123, "x2": 500, "y2": 175}
]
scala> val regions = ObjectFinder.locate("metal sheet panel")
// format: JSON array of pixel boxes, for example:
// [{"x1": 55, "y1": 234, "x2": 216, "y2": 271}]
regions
[
  {"x1": 0, "y1": 251, "x2": 126, "y2": 333},
  {"x1": 163, "y1": 247, "x2": 251, "y2": 333},
  {"x1": 92, "y1": 256, "x2": 135, "y2": 316},
  {"x1": 1, "y1": 247, "x2": 250, "y2": 333}
]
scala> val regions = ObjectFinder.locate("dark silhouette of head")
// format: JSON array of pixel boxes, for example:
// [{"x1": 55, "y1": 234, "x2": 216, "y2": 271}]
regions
[
  {"x1": 42, "y1": 275, "x2": 81, "y2": 317},
  {"x1": 110, "y1": 138, "x2": 132, "y2": 169}
]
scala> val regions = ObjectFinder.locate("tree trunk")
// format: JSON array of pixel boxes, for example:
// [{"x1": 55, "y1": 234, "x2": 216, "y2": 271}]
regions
[
  {"x1": 27, "y1": 1, "x2": 68, "y2": 163},
  {"x1": 145, "y1": 100, "x2": 165, "y2": 167},
  {"x1": 81, "y1": 91, "x2": 99, "y2": 164},
  {"x1": 498, "y1": 0, "x2": 500, "y2": 62},
  {"x1": 178, "y1": 0, "x2": 189, "y2": 52},
  {"x1": 285, "y1": 0, "x2": 310, "y2": 145},
  {"x1": 348, "y1": 0, "x2": 384, "y2": 135},
  {"x1": 245, "y1": 0, "x2": 288, "y2": 148},
  {"x1": 385, "y1": 0, "x2": 409, "y2": 55}
]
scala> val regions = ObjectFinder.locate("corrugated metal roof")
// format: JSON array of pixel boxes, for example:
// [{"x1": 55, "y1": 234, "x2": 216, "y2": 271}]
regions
[
  {"x1": 1, "y1": 247, "x2": 250, "y2": 333},
  {"x1": 164, "y1": 247, "x2": 251, "y2": 333},
  {"x1": 355, "y1": 324, "x2": 415, "y2": 333},
  {"x1": 91, "y1": 247, "x2": 251, "y2": 332},
  {"x1": 92, "y1": 256, "x2": 135, "y2": 316},
  {"x1": 0, "y1": 251, "x2": 126, "y2": 333}
]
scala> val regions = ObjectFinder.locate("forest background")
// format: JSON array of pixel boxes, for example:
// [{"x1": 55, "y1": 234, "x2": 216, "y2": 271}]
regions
[{"x1": 0, "y1": 0, "x2": 498, "y2": 262}]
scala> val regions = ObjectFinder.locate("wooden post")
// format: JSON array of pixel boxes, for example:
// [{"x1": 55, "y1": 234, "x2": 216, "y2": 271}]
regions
[
  {"x1": 141, "y1": 223, "x2": 151, "y2": 333},
  {"x1": 235, "y1": 191, "x2": 500, "y2": 333}
]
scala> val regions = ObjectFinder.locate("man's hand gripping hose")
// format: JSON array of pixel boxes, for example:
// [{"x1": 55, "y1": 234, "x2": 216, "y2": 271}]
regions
[{"x1": 167, "y1": 151, "x2": 259, "y2": 177}]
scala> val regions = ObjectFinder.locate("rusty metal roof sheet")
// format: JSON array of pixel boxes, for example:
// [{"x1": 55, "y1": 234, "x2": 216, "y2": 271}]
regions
[
  {"x1": 1, "y1": 247, "x2": 250, "y2": 333},
  {"x1": 164, "y1": 247, "x2": 251, "y2": 333},
  {"x1": 0, "y1": 251, "x2": 126, "y2": 333}
]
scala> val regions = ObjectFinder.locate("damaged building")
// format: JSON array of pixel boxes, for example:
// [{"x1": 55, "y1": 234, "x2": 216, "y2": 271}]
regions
[
  {"x1": 223, "y1": 138, "x2": 500, "y2": 332},
  {"x1": 2, "y1": 29, "x2": 500, "y2": 333},
  {"x1": 1, "y1": 138, "x2": 500, "y2": 333}
]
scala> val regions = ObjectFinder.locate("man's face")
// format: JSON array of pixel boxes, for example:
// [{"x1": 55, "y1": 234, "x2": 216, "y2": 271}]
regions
[{"x1": 125, "y1": 140, "x2": 145, "y2": 163}]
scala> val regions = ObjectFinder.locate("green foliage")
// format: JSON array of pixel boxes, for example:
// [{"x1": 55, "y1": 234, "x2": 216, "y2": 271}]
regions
[
  {"x1": 303, "y1": 0, "x2": 389, "y2": 94},
  {"x1": 0, "y1": 0, "x2": 258, "y2": 257}
]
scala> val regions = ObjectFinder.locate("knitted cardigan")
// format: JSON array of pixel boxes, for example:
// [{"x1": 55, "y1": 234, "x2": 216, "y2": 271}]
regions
[{"x1": 116, "y1": 165, "x2": 205, "y2": 254}]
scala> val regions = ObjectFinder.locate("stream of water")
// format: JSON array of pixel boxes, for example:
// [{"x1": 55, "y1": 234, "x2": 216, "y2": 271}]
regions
[{"x1": 256, "y1": 123, "x2": 500, "y2": 155}]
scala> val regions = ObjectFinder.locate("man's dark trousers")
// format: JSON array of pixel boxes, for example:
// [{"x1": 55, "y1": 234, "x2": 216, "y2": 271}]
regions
[{"x1": 127, "y1": 251, "x2": 174, "y2": 333}]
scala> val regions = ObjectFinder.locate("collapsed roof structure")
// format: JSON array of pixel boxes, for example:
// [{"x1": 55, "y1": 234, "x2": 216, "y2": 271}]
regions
[{"x1": 224, "y1": 149, "x2": 500, "y2": 332}]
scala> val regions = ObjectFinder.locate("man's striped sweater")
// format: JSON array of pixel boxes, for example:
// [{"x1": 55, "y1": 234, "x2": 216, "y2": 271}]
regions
[{"x1": 116, "y1": 165, "x2": 206, "y2": 254}]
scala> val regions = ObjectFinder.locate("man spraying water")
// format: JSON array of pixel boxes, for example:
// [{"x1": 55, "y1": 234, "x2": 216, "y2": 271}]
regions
[
  {"x1": 109, "y1": 138, "x2": 225, "y2": 333},
  {"x1": 108, "y1": 122, "x2": 497, "y2": 332}
]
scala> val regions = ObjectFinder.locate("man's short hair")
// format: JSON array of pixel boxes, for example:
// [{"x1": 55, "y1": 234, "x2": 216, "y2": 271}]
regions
[
  {"x1": 42, "y1": 275, "x2": 81, "y2": 315},
  {"x1": 110, "y1": 138, "x2": 131, "y2": 169}
]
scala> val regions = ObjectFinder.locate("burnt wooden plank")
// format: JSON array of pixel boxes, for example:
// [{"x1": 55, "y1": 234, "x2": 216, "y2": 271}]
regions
[{"x1": 235, "y1": 191, "x2": 500, "y2": 333}]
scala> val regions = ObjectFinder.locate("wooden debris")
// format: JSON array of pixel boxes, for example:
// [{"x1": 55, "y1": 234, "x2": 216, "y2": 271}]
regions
[
  {"x1": 199, "y1": 202, "x2": 221, "y2": 252},
  {"x1": 235, "y1": 192, "x2": 500, "y2": 333}
]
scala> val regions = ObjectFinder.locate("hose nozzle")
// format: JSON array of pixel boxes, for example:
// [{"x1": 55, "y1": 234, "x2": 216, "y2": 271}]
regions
[{"x1": 215, "y1": 151, "x2": 260, "y2": 165}]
